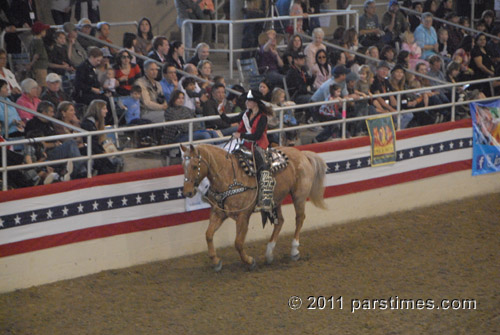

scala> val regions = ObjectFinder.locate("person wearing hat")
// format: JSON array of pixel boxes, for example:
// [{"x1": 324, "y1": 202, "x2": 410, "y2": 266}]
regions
[
  {"x1": 381, "y1": 0, "x2": 408, "y2": 46},
  {"x1": 285, "y1": 51, "x2": 314, "y2": 106},
  {"x1": 219, "y1": 90, "x2": 277, "y2": 221},
  {"x1": 76, "y1": 18, "x2": 99, "y2": 51},
  {"x1": 28, "y1": 21, "x2": 51, "y2": 87},
  {"x1": 370, "y1": 60, "x2": 396, "y2": 114},
  {"x1": 40, "y1": 73, "x2": 70, "y2": 108},
  {"x1": 63, "y1": 22, "x2": 88, "y2": 67},
  {"x1": 96, "y1": 21, "x2": 118, "y2": 56}
]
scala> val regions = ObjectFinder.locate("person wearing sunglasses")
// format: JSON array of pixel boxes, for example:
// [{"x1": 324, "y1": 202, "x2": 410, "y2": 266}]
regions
[{"x1": 114, "y1": 49, "x2": 142, "y2": 96}]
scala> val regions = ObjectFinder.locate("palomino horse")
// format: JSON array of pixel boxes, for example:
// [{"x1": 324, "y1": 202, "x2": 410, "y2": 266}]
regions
[{"x1": 180, "y1": 144, "x2": 327, "y2": 271}]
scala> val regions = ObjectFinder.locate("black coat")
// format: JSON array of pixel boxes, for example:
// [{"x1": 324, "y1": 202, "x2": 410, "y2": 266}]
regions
[{"x1": 73, "y1": 59, "x2": 104, "y2": 105}]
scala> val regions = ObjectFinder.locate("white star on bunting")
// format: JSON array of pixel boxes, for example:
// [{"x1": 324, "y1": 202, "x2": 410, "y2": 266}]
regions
[
  {"x1": 419, "y1": 148, "x2": 424, "y2": 155},
  {"x1": 136, "y1": 195, "x2": 142, "y2": 204},
  {"x1": 399, "y1": 152, "x2": 404, "y2": 159},
  {"x1": 0, "y1": 218, "x2": 4, "y2": 228},
  {"x1": 177, "y1": 189, "x2": 183, "y2": 198},
  {"x1": 449, "y1": 142, "x2": 454, "y2": 149},
  {"x1": 335, "y1": 163, "x2": 340, "y2": 171},
  {"x1": 163, "y1": 191, "x2": 169, "y2": 199},
  {"x1": 409, "y1": 150, "x2": 414, "y2": 157},
  {"x1": 62, "y1": 207, "x2": 69, "y2": 216},
  {"x1": 357, "y1": 160, "x2": 362, "y2": 168},
  {"x1": 47, "y1": 209, "x2": 53, "y2": 219},
  {"x1": 440, "y1": 143, "x2": 444, "y2": 151},
  {"x1": 14, "y1": 215, "x2": 21, "y2": 225},
  {"x1": 122, "y1": 197, "x2": 128, "y2": 206},
  {"x1": 346, "y1": 161, "x2": 351, "y2": 169},
  {"x1": 77, "y1": 204, "x2": 84, "y2": 213},
  {"x1": 150, "y1": 193, "x2": 156, "y2": 202},
  {"x1": 459, "y1": 140, "x2": 463, "y2": 147},
  {"x1": 107, "y1": 199, "x2": 113, "y2": 208},
  {"x1": 430, "y1": 146, "x2": 434, "y2": 153},
  {"x1": 92, "y1": 201, "x2": 99, "y2": 210},
  {"x1": 30, "y1": 212, "x2": 38, "y2": 222}
]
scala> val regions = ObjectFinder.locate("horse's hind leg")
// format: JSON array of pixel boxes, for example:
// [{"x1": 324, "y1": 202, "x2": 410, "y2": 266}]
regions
[
  {"x1": 291, "y1": 197, "x2": 307, "y2": 261},
  {"x1": 266, "y1": 206, "x2": 285, "y2": 264},
  {"x1": 206, "y1": 210, "x2": 225, "y2": 271},
  {"x1": 234, "y1": 214, "x2": 256, "y2": 270}
]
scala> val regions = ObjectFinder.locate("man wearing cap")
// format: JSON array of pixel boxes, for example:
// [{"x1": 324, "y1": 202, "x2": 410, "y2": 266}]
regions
[
  {"x1": 311, "y1": 65, "x2": 349, "y2": 103},
  {"x1": 28, "y1": 21, "x2": 50, "y2": 87},
  {"x1": 76, "y1": 18, "x2": 100, "y2": 51},
  {"x1": 381, "y1": 0, "x2": 408, "y2": 46},
  {"x1": 286, "y1": 51, "x2": 314, "y2": 104},
  {"x1": 371, "y1": 60, "x2": 396, "y2": 114},
  {"x1": 41, "y1": 73, "x2": 70, "y2": 108},
  {"x1": 64, "y1": 22, "x2": 88, "y2": 67}
]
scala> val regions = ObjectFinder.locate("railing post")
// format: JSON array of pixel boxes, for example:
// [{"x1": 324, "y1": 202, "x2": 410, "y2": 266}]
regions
[
  {"x1": 189, "y1": 121, "x2": 193, "y2": 142},
  {"x1": 86, "y1": 134, "x2": 93, "y2": 178},
  {"x1": 3, "y1": 101, "x2": 8, "y2": 139},
  {"x1": 396, "y1": 93, "x2": 401, "y2": 130},
  {"x1": 229, "y1": 22, "x2": 234, "y2": 80},
  {"x1": 278, "y1": 109, "x2": 284, "y2": 146},
  {"x1": 2, "y1": 144, "x2": 7, "y2": 191},
  {"x1": 181, "y1": 21, "x2": 186, "y2": 60},
  {"x1": 451, "y1": 86, "x2": 456, "y2": 122},
  {"x1": 342, "y1": 100, "x2": 347, "y2": 139}
]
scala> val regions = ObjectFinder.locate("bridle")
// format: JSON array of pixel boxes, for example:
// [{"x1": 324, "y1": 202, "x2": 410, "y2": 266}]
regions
[{"x1": 183, "y1": 152, "x2": 209, "y2": 188}]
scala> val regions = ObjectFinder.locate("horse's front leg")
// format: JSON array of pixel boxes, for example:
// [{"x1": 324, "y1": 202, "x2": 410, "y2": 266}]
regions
[
  {"x1": 266, "y1": 205, "x2": 285, "y2": 264},
  {"x1": 234, "y1": 213, "x2": 256, "y2": 270},
  {"x1": 206, "y1": 210, "x2": 226, "y2": 272}
]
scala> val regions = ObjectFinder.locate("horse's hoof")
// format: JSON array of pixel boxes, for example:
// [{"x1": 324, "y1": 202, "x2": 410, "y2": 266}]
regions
[
  {"x1": 266, "y1": 255, "x2": 274, "y2": 265},
  {"x1": 213, "y1": 259, "x2": 223, "y2": 272},
  {"x1": 291, "y1": 252, "x2": 300, "y2": 261},
  {"x1": 248, "y1": 258, "x2": 257, "y2": 271}
]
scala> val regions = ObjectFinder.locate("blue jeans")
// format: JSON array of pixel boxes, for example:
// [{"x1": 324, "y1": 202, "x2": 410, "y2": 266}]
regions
[{"x1": 47, "y1": 140, "x2": 87, "y2": 178}]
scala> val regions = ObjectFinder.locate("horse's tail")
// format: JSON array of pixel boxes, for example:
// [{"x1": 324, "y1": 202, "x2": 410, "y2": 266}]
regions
[{"x1": 303, "y1": 151, "x2": 328, "y2": 210}]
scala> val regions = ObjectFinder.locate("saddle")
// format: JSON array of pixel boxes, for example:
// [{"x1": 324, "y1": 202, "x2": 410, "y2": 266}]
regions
[{"x1": 233, "y1": 147, "x2": 289, "y2": 177}]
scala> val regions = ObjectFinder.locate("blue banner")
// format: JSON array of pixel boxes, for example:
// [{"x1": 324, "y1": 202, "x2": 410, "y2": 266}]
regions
[{"x1": 470, "y1": 100, "x2": 500, "y2": 176}]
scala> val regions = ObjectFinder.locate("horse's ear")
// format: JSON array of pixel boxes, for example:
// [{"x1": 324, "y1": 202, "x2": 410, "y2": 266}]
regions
[
  {"x1": 190, "y1": 144, "x2": 195, "y2": 153},
  {"x1": 180, "y1": 144, "x2": 187, "y2": 153}
]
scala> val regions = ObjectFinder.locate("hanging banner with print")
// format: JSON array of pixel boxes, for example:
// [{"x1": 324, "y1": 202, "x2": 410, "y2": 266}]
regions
[
  {"x1": 470, "y1": 100, "x2": 500, "y2": 176},
  {"x1": 366, "y1": 115, "x2": 396, "y2": 166}
]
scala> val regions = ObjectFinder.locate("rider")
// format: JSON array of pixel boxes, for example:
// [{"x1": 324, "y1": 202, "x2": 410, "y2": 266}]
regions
[{"x1": 219, "y1": 90, "x2": 276, "y2": 220}]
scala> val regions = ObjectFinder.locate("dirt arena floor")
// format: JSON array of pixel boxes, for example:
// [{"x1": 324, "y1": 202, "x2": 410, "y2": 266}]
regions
[{"x1": 1, "y1": 192, "x2": 499, "y2": 334}]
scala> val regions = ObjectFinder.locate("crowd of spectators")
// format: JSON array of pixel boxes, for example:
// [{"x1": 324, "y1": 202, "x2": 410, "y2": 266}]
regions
[{"x1": 0, "y1": 0, "x2": 499, "y2": 189}]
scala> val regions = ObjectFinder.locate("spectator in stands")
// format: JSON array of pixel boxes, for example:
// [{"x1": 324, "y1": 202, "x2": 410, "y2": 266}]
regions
[
  {"x1": 470, "y1": 33, "x2": 496, "y2": 96},
  {"x1": 53, "y1": 101, "x2": 86, "y2": 153},
  {"x1": 452, "y1": 35, "x2": 474, "y2": 81},
  {"x1": 122, "y1": 32, "x2": 138, "y2": 65},
  {"x1": 396, "y1": 50, "x2": 410, "y2": 69},
  {"x1": 136, "y1": 18, "x2": 153, "y2": 56},
  {"x1": 202, "y1": 83, "x2": 238, "y2": 136},
  {"x1": 25, "y1": 100, "x2": 86, "y2": 178},
  {"x1": 119, "y1": 85, "x2": 153, "y2": 146},
  {"x1": 423, "y1": 0, "x2": 439, "y2": 25},
  {"x1": 0, "y1": 49, "x2": 21, "y2": 97},
  {"x1": 444, "y1": 12, "x2": 461, "y2": 55},
  {"x1": 402, "y1": 31, "x2": 425, "y2": 71},
  {"x1": 286, "y1": 52, "x2": 314, "y2": 105},
  {"x1": 28, "y1": 21, "x2": 50, "y2": 88},
  {"x1": 96, "y1": 21, "x2": 118, "y2": 56},
  {"x1": 365, "y1": 45, "x2": 379, "y2": 74},
  {"x1": 174, "y1": 0, "x2": 202, "y2": 50},
  {"x1": 73, "y1": 47, "x2": 108, "y2": 106},
  {"x1": 445, "y1": 61, "x2": 485, "y2": 103},
  {"x1": 283, "y1": 34, "x2": 304, "y2": 73},
  {"x1": 114, "y1": 49, "x2": 142, "y2": 96},
  {"x1": 0, "y1": 79, "x2": 24, "y2": 138},
  {"x1": 196, "y1": 0, "x2": 215, "y2": 45},
  {"x1": 435, "y1": 0, "x2": 452, "y2": 27},
  {"x1": 387, "y1": 65, "x2": 414, "y2": 129},
  {"x1": 437, "y1": 28, "x2": 451, "y2": 63},
  {"x1": 188, "y1": 43, "x2": 210, "y2": 66},
  {"x1": 81, "y1": 99, "x2": 124, "y2": 174},
  {"x1": 197, "y1": 60, "x2": 213, "y2": 89},
  {"x1": 51, "y1": 0, "x2": 73, "y2": 25},
  {"x1": 288, "y1": 1, "x2": 306, "y2": 34},
  {"x1": 64, "y1": 22, "x2": 88, "y2": 68},
  {"x1": 226, "y1": 84, "x2": 246, "y2": 114},
  {"x1": 380, "y1": 45, "x2": 396, "y2": 64},
  {"x1": 96, "y1": 47, "x2": 114, "y2": 85},
  {"x1": 258, "y1": 79, "x2": 273, "y2": 102},
  {"x1": 160, "y1": 64, "x2": 178, "y2": 103},
  {"x1": 164, "y1": 89, "x2": 219, "y2": 143},
  {"x1": 135, "y1": 60, "x2": 167, "y2": 123},
  {"x1": 370, "y1": 61, "x2": 396, "y2": 115},
  {"x1": 178, "y1": 63, "x2": 201, "y2": 92},
  {"x1": 342, "y1": 28, "x2": 359, "y2": 67},
  {"x1": 408, "y1": 1, "x2": 423, "y2": 32},
  {"x1": 304, "y1": 28, "x2": 327, "y2": 72},
  {"x1": 481, "y1": 10, "x2": 496, "y2": 35},
  {"x1": 76, "y1": 18, "x2": 99, "y2": 51},
  {"x1": 314, "y1": 84, "x2": 344, "y2": 142},
  {"x1": 381, "y1": 0, "x2": 408, "y2": 46},
  {"x1": 331, "y1": 26, "x2": 346, "y2": 46},
  {"x1": 414, "y1": 12, "x2": 439, "y2": 60},
  {"x1": 257, "y1": 29, "x2": 285, "y2": 87},
  {"x1": 75, "y1": 0, "x2": 101, "y2": 23},
  {"x1": 312, "y1": 65, "x2": 349, "y2": 103},
  {"x1": 49, "y1": 30, "x2": 75, "y2": 76},
  {"x1": 166, "y1": 41, "x2": 185, "y2": 80},
  {"x1": 147, "y1": 36, "x2": 169, "y2": 80},
  {"x1": 330, "y1": 50, "x2": 347, "y2": 74},
  {"x1": 415, "y1": 61, "x2": 449, "y2": 123},
  {"x1": 353, "y1": 65, "x2": 375, "y2": 135},
  {"x1": 358, "y1": 0, "x2": 384, "y2": 47},
  {"x1": 487, "y1": 27, "x2": 500, "y2": 66},
  {"x1": 17, "y1": 78, "x2": 41, "y2": 122},
  {"x1": 40, "y1": 73, "x2": 70, "y2": 108},
  {"x1": 312, "y1": 49, "x2": 331, "y2": 90}
]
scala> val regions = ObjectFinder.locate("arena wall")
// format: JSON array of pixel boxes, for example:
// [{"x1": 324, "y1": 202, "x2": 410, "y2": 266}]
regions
[{"x1": 1, "y1": 120, "x2": 499, "y2": 293}]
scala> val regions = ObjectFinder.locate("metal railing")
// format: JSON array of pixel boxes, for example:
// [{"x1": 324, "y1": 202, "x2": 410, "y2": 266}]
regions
[
  {"x1": 2, "y1": 75, "x2": 498, "y2": 191},
  {"x1": 180, "y1": 10, "x2": 359, "y2": 79}
]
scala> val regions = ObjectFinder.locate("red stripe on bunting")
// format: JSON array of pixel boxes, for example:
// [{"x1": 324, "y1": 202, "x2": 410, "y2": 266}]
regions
[{"x1": 0, "y1": 159, "x2": 471, "y2": 258}]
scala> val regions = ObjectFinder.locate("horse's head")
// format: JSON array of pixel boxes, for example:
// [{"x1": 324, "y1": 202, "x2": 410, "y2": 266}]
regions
[{"x1": 180, "y1": 144, "x2": 208, "y2": 198}]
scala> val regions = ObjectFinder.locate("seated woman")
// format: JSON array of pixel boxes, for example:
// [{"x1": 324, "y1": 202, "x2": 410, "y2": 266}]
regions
[
  {"x1": 311, "y1": 49, "x2": 331, "y2": 90},
  {"x1": 387, "y1": 65, "x2": 414, "y2": 129},
  {"x1": 114, "y1": 49, "x2": 142, "y2": 96},
  {"x1": 164, "y1": 90, "x2": 219, "y2": 143},
  {"x1": 80, "y1": 99, "x2": 124, "y2": 175},
  {"x1": 470, "y1": 33, "x2": 496, "y2": 96},
  {"x1": 166, "y1": 41, "x2": 185, "y2": 80}
]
